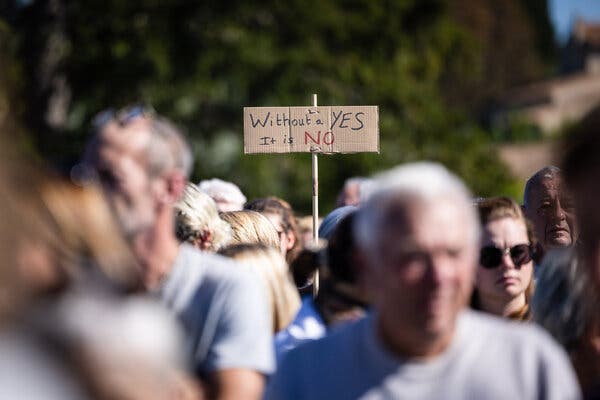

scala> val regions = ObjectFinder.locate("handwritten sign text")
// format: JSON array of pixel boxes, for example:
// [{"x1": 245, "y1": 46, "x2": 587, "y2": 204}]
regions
[{"x1": 243, "y1": 106, "x2": 379, "y2": 154}]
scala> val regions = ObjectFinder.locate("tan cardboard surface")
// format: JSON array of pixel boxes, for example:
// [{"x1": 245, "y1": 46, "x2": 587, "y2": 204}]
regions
[{"x1": 244, "y1": 106, "x2": 379, "y2": 154}]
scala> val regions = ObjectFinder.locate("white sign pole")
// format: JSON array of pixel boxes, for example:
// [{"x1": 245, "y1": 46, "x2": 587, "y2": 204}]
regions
[{"x1": 311, "y1": 93, "x2": 320, "y2": 297}]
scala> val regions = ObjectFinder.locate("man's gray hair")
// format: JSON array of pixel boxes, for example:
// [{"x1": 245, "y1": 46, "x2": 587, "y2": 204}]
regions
[
  {"x1": 354, "y1": 162, "x2": 479, "y2": 253},
  {"x1": 523, "y1": 166, "x2": 561, "y2": 209},
  {"x1": 146, "y1": 117, "x2": 193, "y2": 178},
  {"x1": 82, "y1": 113, "x2": 193, "y2": 180},
  {"x1": 344, "y1": 177, "x2": 375, "y2": 204}
]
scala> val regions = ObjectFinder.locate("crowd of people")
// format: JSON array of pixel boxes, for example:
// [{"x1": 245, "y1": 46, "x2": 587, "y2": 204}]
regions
[{"x1": 1, "y1": 102, "x2": 600, "y2": 399}]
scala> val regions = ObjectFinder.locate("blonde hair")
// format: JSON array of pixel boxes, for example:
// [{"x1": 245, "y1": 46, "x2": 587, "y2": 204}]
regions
[
  {"x1": 32, "y1": 177, "x2": 142, "y2": 292},
  {"x1": 175, "y1": 183, "x2": 232, "y2": 252},
  {"x1": 219, "y1": 210, "x2": 280, "y2": 249},
  {"x1": 244, "y1": 196, "x2": 302, "y2": 265},
  {"x1": 219, "y1": 244, "x2": 301, "y2": 333},
  {"x1": 476, "y1": 196, "x2": 536, "y2": 321}
]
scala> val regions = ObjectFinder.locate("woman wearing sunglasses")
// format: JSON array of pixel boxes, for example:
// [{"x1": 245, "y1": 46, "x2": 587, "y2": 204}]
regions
[{"x1": 471, "y1": 197, "x2": 537, "y2": 321}]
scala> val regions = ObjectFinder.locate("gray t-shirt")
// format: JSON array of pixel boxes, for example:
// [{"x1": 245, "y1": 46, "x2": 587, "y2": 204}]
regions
[
  {"x1": 266, "y1": 310, "x2": 581, "y2": 400},
  {"x1": 160, "y1": 244, "x2": 275, "y2": 376}
]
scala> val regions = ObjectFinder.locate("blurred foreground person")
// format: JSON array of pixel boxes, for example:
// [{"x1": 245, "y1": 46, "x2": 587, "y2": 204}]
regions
[
  {"x1": 472, "y1": 197, "x2": 535, "y2": 320},
  {"x1": 562, "y1": 107, "x2": 600, "y2": 399},
  {"x1": 1, "y1": 170, "x2": 197, "y2": 399},
  {"x1": 266, "y1": 162, "x2": 580, "y2": 400},
  {"x1": 563, "y1": 106, "x2": 600, "y2": 292},
  {"x1": 3, "y1": 58, "x2": 192, "y2": 398},
  {"x1": 523, "y1": 166, "x2": 577, "y2": 260},
  {"x1": 218, "y1": 244, "x2": 300, "y2": 333},
  {"x1": 83, "y1": 107, "x2": 273, "y2": 399},
  {"x1": 198, "y1": 178, "x2": 246, "y2": 212},
  {"x1": 0, "y1": 135, "x2": 91, "y2": 399},
  {"x1": 175, "y1": 182, "x2": 232, "y2": 252},
  {"x1": 532, "y1": 249, "x2": 600, "y2": 398}
]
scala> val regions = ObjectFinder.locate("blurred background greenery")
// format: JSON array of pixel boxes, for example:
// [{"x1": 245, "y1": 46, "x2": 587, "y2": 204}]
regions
[{"x1": 0, "y1": 0, "x2": 566, "y2": 213}]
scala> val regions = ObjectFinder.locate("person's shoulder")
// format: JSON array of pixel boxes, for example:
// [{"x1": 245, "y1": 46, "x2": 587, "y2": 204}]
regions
[
  {"x1": 274, "y1": 298, "x2": 325, "y2": 356},
  {"x1": 457, "y1": 311, "x2": 581, "y2": 399},
  {"x1": 163, "y1": 244, "x2": 259, "y2": 311},
  {"x1": 173, "y1": 246, "x2": 275, "y2": 375},
  {"x1": 461, "y1": 310, "x2": 575, "y2": 370},
  {"x1": 175, "y1": 244, "x2": 252, "y2": 288},
  {"x1": 281, "y1": 315, "x2": 367, "y2": 366},
  {"x1": 463, "y1": 310, "x2": 560, "y2": 345},
  {"x1": 268, "y1": 316, "x2": 381, "y2": 399}
]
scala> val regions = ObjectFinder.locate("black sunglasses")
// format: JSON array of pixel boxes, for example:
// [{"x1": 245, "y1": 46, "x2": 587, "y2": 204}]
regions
[{"x1": 479, "y1": 244, "x2": 533, "y2": 269}]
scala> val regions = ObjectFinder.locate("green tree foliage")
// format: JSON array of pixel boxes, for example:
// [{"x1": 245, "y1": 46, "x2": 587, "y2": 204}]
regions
[
  {"x1": 0, "y1": 17, "x2": 33, "y2": 153},
  {"x1": 7, "y1": 0, "x2": 538, "y2": 213},
  {"x1": 445, "y1": 0, "x2": 556, "y2": 116}
]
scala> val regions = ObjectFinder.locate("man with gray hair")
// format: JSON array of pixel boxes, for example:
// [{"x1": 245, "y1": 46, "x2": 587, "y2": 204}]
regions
[
  {"x1": 266, "y1": 162, "x2": 580, "y2": 399},
  {"x1": 199, "y1": 178, "x2": 247, "y2": 212},
  {"x1": 335, "y1": 176, "x2": 372, "y2": 207},
  {"x1": 83, "y1": 106, "x2": 273, "y2": 399},
  {"x1": 523, "y1": 166, "x2": 578, "y2": 257}
]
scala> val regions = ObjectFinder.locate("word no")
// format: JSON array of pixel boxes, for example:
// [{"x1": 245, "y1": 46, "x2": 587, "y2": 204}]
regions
[{"x1": 258, "y1": 131, "x2": 335, "y2": 146}]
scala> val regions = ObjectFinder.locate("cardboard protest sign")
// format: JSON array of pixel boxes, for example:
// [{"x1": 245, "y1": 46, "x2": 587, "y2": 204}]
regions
[{"x1": 243, "y1": 106, "x2": 379, "y2": 154}]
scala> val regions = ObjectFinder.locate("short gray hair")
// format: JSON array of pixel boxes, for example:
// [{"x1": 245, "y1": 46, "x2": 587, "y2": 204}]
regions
[
  {"x1": 198, "y1": 178, "x2": 246, "y2": 211},
  {"x1": 354, "y1": 162, "x2": 479, "y2": 254},
  {"x1": 175, "y1": 183, "x2": 232, "y2": 252},
  {"x1": 344, "y1": 177, "x2": 375, "y2": 205},
  {"x1": 82, "y1": 112, "x2": 193, "y2": 180},
  {"x1": 146, "y1": 117, "x2": 193, "y2": 178},
  {"x1": 523, "y1": 166, "x2": 561, "y2": 209}
]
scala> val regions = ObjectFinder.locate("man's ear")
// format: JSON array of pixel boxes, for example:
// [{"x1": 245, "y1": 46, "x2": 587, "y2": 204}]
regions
[{"x1": 164, "y1": 170, "x2": 187, "y2": 203}]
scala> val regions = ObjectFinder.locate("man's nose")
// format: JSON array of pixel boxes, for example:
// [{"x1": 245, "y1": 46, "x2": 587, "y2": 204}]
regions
[
  {"x1": 426, "y1": 256, "x2": 452, "y2": 287},
  {"x1": 552, "y1": 200, "x2": 566, "y2": 221}
]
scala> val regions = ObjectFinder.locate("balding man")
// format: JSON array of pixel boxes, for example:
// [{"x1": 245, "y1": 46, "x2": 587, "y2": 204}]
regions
[
  {"x1": 82, "y1": 106, "x2": 273, "y2": 399},
  {"x1": 266, "y1": 162, "x2": 580, "y2": 399},
  {"x1": 523, "y1": 166, "x2": 578, "y2": 258}
]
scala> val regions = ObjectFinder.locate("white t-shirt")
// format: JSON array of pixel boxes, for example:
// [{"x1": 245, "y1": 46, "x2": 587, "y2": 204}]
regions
[
  {"x1": 160, "y1": 244, "x2": 275, "y2": 376},
  {"x1": 0, "y1": 328, "x2": 89, "y2": 400},
  {"x1": 266, "y1": 310, "x2": 581, "y2": 400}
]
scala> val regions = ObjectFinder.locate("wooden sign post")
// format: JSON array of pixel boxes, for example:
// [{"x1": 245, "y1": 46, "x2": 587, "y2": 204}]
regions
[
  {"x1": 311, "y1": 94, "x2": 319, "y2": 295},
  {"x1": 244, "y1": 96, "x2": 379, "y2": 295}
]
